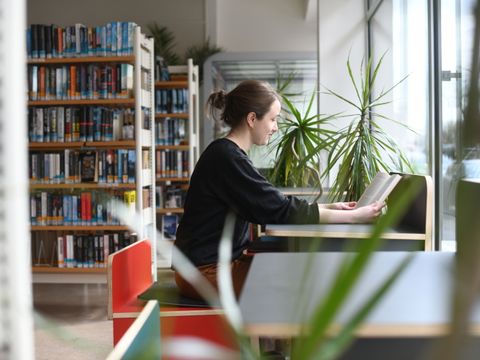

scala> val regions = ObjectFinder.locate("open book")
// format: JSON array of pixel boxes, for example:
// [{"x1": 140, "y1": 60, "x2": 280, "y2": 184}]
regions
[{"x1": 354, "y1": 172, "x2": 402, "y2": 208}]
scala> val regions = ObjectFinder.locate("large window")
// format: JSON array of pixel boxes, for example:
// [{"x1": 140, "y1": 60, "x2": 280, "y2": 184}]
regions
[
  {"x1": 439, "y1": 0, "x2": 477, "y2": 247},
  {"x1": 369, "y1": 0, "x2": 430, "y2": 174},
  {"x1": 368, "y1": 0, "x2": 478, "y2": 250}
]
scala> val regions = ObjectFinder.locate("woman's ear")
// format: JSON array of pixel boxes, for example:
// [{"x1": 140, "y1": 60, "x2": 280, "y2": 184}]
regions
[{"x1": 246, "y1": 112, "x2": 256, "y2": 128}]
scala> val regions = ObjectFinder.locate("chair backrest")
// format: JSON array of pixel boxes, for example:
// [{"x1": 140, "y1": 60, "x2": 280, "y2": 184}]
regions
[
  {"x1": 107, "y1": 239, "x2": 153, "y2": 318},
  {"x1": 388, "y1": 173, "x2": 433, "y2": 251},
  {"x1": 106, "y1": 300, "x2": 161, "y2": 360}
]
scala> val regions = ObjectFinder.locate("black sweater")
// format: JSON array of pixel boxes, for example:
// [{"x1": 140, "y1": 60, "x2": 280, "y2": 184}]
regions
[{"x1": 174, "y1": 138, "x2": 319, "y2": 266}]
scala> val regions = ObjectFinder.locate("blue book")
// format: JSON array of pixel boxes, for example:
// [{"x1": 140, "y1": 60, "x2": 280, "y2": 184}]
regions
[
  {"x1": 128, "y1": 150, "x2": 136, "y2": 183},
  {"x1": 93, "y1": 107, "x2": 101, "y2": 141},
  {"x1": 111, "y1": 22, "x2": 117, "y2": 56},
  {"x1": 26, "y1": 28, "x2": 32, "y2": 59},
  {"x1": 121, "y1": 22, "x2": 128, "y2": 55},
  {"x1": 63, "y1": 195, "x2": 70, "y2": 225}
]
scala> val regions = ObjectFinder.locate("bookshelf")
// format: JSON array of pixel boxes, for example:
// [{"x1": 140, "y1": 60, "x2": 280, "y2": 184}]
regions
[
  {"x1": 27, "y1": 23, "x2": 156, "y2": 282},
  {"x1": 155, "y1": 59, "x2": 199, "y2": 268}
]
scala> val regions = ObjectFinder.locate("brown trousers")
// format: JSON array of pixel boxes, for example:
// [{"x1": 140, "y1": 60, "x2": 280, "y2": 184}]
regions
[{"x1": 174, "y1": 254, "x2": 253, "y2": 301}]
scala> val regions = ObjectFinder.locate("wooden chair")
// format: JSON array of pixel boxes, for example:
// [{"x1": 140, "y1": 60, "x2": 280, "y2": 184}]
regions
[
  {"x1": 387, "y1": 173, "x2": 433, "y2": 251},
  {"x1": 106, "y1": 300, "x2": 161, "y2": 360},
  {"x1": 107, "y1": 300, "x2": 239, "y2": 360},
  {"x1": 107, "y1": 239, "x2": 239, "y2": 350}
]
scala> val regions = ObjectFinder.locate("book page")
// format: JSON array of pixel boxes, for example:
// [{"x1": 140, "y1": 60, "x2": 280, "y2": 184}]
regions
[{"x1": 354, "y1": 173, "x2": 402, "y2": 208}]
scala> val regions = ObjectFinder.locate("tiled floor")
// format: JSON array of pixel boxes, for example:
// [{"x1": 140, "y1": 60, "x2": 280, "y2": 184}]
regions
[
  {"x1": 32, "y1": 269, "x2": 175, "y2": 359},
  {"x1": 33, "y1": 283, "x2": 113, "y2": 360}
]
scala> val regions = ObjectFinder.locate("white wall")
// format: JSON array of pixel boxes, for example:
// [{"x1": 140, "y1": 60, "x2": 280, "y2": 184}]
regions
[
  {"x1": 318, "y1": 0, "x2": 366, "y2": 119},
  {"x1": 27, "y1": 0, "x2": 205, "y2": 56},
  {"x1": 215, "y1": 0, "x2": 317, "y2": 52},
  {"x1": 212, "y1": 0, "x2": 366, "y2": 115}
]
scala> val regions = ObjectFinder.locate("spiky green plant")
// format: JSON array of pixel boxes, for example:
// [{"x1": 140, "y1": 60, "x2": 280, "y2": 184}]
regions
[
  {"x1": 323, "y1": 53, "x2": 414, "y2": 202},
  {"x1": 267, "y1": 91, "x2": 336, "y2": 188},
  {"x1": 146, "y1": 22, "x2": 181, "y2": 66},
  {"x1": 184, "y1": 38, "x2": 223, "y2": 81}
]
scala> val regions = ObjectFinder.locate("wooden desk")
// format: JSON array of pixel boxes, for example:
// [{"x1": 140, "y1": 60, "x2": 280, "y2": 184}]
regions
[
  {"x1": 264, "y1": 223, "x2": 427, "y2": 252},
  {"x1": 265, "y1": 223, "x2": 426, "y2": 241},
  {"x1": 262, "y1": 174, "x2": 433, "y2": 251},
  {"x1": 239, "y1": 252, "x2": 480, "y2": 338}
]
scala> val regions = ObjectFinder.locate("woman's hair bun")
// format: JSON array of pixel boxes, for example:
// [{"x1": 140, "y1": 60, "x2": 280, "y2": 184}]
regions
[{"x1": 210, "y1": 90, "x2": 227, "y2": 110}]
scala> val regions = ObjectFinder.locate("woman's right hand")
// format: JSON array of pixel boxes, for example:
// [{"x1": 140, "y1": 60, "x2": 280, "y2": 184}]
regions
[{"x1": 351, "y1": 201, "x2": 385, "y2": 223}]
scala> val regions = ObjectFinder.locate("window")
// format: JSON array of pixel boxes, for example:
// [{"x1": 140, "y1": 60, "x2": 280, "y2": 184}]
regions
[{"x1": 368, "y1": 0, "x2": 478, "y2": 250}]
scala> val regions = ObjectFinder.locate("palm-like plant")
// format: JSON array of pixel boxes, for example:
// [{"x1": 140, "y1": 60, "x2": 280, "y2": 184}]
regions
[
  {"x1": 267, "y1": 91, "x2": 335, "y2": 188},
  {"x1": 184, "y1": 38, "x2": 223, "y2": 81},
  {"x1": 324, "y1": 53, "x2": 414, "y2": 202},
  {"x1": 146, "y1": 22, "x2": 181, "y2": 66}
]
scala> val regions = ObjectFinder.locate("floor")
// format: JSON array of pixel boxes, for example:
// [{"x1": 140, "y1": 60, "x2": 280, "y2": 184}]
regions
[{"x1": 33, "y1": 283, "x2": 113, "y2": 360}]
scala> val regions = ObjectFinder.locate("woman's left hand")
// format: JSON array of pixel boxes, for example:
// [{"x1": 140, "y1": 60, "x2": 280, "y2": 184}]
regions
[{"x1": 329, "y1": 201, "x2": 357, "y2": 210}]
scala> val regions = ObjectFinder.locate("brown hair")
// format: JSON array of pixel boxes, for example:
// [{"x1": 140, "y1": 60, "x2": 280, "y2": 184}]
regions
[{"x1": 206, "y1": 80, "x2": 280, "y2": 129}]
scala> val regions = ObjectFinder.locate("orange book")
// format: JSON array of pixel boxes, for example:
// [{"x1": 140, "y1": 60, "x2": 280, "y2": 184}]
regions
[
  {"x1": 70, "y1": 65, "x2": 76, "y2": 99},
  {"x1": 39, "y1": 66, "x2": 46, "y2": 99},
  {"x1": 86, "y1": 192, "x2": 92, "y2": 224},
  {"x1": 57, "y1": 27, "x2": 64, "y2": 56}
]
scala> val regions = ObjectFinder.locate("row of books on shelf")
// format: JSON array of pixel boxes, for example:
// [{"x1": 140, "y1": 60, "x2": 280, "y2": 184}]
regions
[
  {"x1": 156, "y1": 149, "x2": 189, "y2": 179},
  {"x1": 28, "y1": 63, "x2": 134, "y2": 101},
  {"x1": 29, "y1": 149, "x2": 138, "y2": 184},
  {"x1": 155, "y1": 185, "x2": 187, "y2": 209},
  {"x1": 30, "y1": 190, "x2": 137, "y2": 226},
  {"x1": 155, "y1": 89, "x2": 188, "y2": 114},
  {"x1": 155, "y1": 117, "x2": 187, "y2": 146},
  {"x1": 27, "y1": 22, "x2": 137, "y2": 60},
  {"x1": 28, "y1": 106, "x2": 138, "y2": 143},
  {"x1": 32, "y1": 232, "x2": 137, "y2": 269}
]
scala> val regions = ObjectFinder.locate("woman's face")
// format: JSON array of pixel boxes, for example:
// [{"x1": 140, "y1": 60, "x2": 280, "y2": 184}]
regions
[{"x1": 251, "y1": 99, "x2": 281, "y2": 146}]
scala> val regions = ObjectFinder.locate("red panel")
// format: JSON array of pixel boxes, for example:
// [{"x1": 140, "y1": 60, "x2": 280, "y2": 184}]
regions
[
  {"x1": 111, "y1": 240, "x2": 153, "y2": 313},
  {"x1": 113, "y1": 318, "x2": 135, "y2": 345},
  {"x1": 161, "y1": 314, "x2": 239, "y2": 350}
]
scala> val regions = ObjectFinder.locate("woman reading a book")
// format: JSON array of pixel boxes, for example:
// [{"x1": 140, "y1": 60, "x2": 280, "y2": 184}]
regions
[{"x1": 174, "y1": 80, "x2": 384, "y2": 300}]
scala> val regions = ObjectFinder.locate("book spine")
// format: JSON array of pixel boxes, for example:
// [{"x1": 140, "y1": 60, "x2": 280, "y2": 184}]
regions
[{"x1": 57, "y1": 236, "x2": 65, "y2": 268}]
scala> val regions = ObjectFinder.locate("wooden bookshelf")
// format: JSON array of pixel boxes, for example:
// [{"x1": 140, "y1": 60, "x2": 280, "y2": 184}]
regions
[
  {"x1": 29, "y1": 140, "x2": 136, "y2": 150},
  {"x1": 30, "y1": 225, "x2": 130, "y2": 231},
  {"x1": 29, "y1": 141, "x2": 85, "y2": 149},
  {"x1": 156, "y1": 177, "x2": 190, "y2": 182},
  {"x1": 85, "y1": 140, "x2": 136, "y2": 148},
  {"x1": 30, "y1": 183, "x2": 137, "y2": 190},
  {"x1": 155, "y1": 113, "x2": 189, "y2": 119},
  {"x1": 156, "y1": 208, "x2": 184, "y2": 215},
  {"x1": 156, "y1": 144, "x2": 190, "y2": 150},
  {"x1": 155, "y1": 61, "x2": 199, "y2": 268},
  {"x1": 28, "y1": 98, "x2": 135, "y2": 106},
  {"x1": 27, "y1": 24, "x2": 156, "y2": 281},
  {"x1": 28, "y1": 55, "x2": 135, "y2": 65},
  {"x1": 154, "y1": 80, "x2": 189, "y2": 89},
  {"x1": 32, "y1": 266, "x2": 106, "y2": 274}
]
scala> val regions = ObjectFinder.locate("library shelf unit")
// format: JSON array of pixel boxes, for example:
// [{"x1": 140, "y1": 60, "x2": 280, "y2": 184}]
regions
[
  {"x1": 27, "y1": 25, "x2": 156, "y2": 283},
  {"x1": 155, "y1": 59, "x2": 199, "y2": 268}
]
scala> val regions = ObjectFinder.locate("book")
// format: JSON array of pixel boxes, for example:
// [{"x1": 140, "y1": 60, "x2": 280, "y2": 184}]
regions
[
  {"x1": 79, "y1": 151, "x2": 97, "y2": 182},
  {"x1": 163, "y1": 214, "x2": 179, "y2": 240},
  {"x1": 354, "y1": 172, "x2": 402, "y2": 208}
]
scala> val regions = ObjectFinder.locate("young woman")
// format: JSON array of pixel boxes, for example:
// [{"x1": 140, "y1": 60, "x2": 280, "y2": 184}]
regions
[{"x1": 174, "y1": 80, "x2": 384, "y2": 300}]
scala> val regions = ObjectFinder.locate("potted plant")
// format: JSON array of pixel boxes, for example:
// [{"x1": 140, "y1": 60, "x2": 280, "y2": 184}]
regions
[
  {"x1": 267, "y1": 90, "x2": 336, "y2": 190},
  {"x1": 146, "y1": 22, "x2": 181, "y2": 66},
  {"x1": 322, "y1": 53, "x2": 414, "y2": 202},
  {"x1": 184, "y1": 39, "x2": 223, "y2": 82}
]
